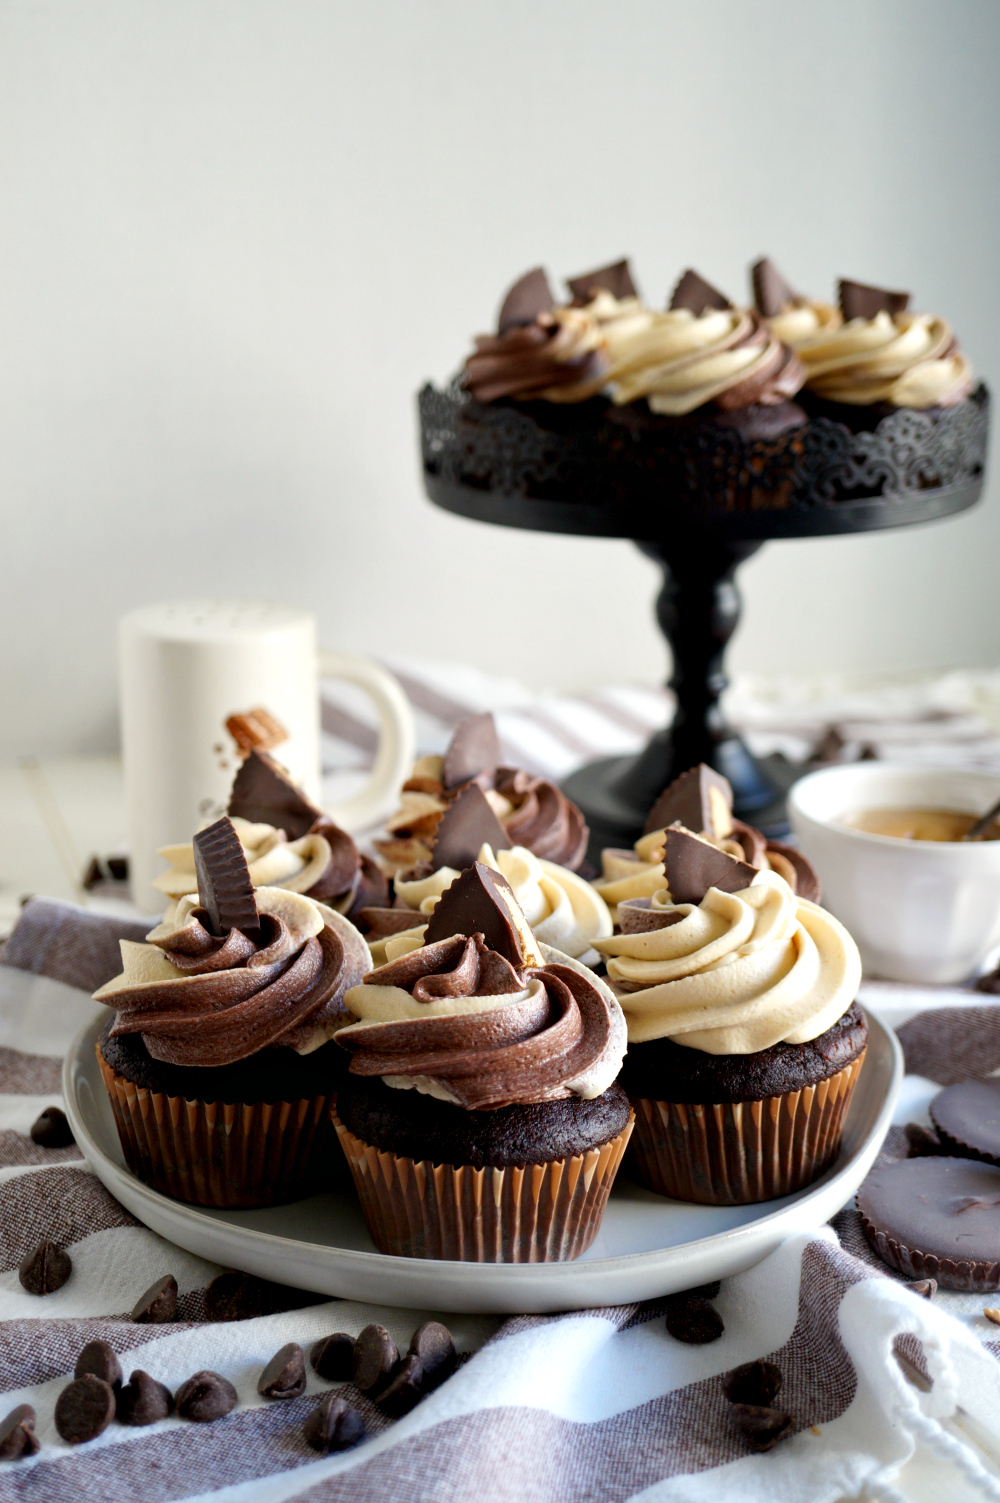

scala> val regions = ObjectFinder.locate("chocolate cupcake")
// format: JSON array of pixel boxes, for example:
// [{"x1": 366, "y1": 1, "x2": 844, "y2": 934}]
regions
[
  {"x1": 374, "y1": 711, "x2": 589, "y2": 875},
  {"x1": 332, "y1": 861, "x2": 631, "y2": 1261},
  {"x1": 362, "y1": 780, "x2": 610, "y2": 968},
  {"x1": 594, "y1": 762, "x2": 820, "y2": 922},
  {"x1": 857, "y1": 1157, "x2": 1000, "y2": 1291},
  {"x1": 594, "y1": 827, "x2": 865, "y2": 1204},
  {"x1": 154, "y1": 748, "x2": 389, "y2": 923},
  {"x1": 94, "y1": 817, "x2": 370, "y2": 1207}
]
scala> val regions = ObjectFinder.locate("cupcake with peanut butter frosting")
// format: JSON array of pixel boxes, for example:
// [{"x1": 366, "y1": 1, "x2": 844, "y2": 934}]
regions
[
  {"x1": 594, "y1": 762, "x2": 820, "y2": 924},
  {"x1": 94, "y1": 816, "x2": 371, "y2": 1207},
  {"x1": 332, "y1": 860, "x2": 631, "y2": 1261},
  {"x1": 594, "y1": 825, "x2": 865, "y2": 1204}
]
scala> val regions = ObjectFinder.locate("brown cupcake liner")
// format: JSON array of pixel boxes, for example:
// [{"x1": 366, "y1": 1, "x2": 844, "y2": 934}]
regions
[
  {"x1": 332, "y1": 1108, "x2": 634, "y2": 1262},
  {"x1": 98, "y1": 1047, "x2": 337, "y2": 1208},
  {"x1": 627, "y1": 1051, "x2": 866, "y2": 1205},
  {"x1": 857, "y1": 1210, "x2": 1000, "y2": 1293}
]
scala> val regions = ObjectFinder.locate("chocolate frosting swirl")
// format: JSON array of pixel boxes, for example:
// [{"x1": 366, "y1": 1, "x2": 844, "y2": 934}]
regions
[
  {"x1": 94, "y1": 888, "x2": 371, "y2": 1067},
  {"x1": 337, "y1": 933, "x2": 626, "y2": 1110},
  {"x1": 463, "y1": 309, "x2": 606, "y2": 404}
]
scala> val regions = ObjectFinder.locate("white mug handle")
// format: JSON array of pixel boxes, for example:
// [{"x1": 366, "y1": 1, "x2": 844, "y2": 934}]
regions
[{"x1": 317, "y1": 649, "x2": 414, "y2": 834}]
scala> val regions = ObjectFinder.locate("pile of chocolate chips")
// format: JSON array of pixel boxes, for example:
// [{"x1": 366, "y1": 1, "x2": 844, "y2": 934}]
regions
[
  {"x1": 305, "y1": 1320, "x2": 458, "y2": 1450},
  {"x1": 722, "y1": 1360, "x2": 794, "y2": 1452}
]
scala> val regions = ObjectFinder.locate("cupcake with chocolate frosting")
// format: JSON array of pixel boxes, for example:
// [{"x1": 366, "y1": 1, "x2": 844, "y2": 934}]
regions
[
  {"x1": 94, "y1": 815, "x2": 370, "y2": 1207},
  {"x1": 594, "y1": 826, "x2": 864, "y2": 1204},
  {"x1": 155, "y1": 748, "x2": 389, "y2": 922},
  {"x1": 463, "y1": 267, "x2": 607, "y2": 404},
  {"x1": 374, "y1": 712, "x2": 589, "y2": 875},
  {"x1": 333, "y1": 860, "x2": 631, "y2": 1261}
]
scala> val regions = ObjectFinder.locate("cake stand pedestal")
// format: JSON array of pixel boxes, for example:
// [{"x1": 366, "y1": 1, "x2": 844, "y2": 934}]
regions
[{"x1": 418, "y1": 383, "x2": 990, "y2": 858}]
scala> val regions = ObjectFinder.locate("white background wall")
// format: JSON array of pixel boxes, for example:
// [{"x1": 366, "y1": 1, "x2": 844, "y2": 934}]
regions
[{"x1": 2, "y1": 0, "x2": 999, "y2": 756}]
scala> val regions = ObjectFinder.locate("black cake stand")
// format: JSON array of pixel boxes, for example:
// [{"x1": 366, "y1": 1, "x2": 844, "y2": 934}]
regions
[{"x1": 418, "y1": 382, "x2": 990, "y2": 859}]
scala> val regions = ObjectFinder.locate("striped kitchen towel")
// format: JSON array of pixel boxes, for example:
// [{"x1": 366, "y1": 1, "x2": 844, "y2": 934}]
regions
[{"x1": 2, "y1": 905, "x2": 1000, "y2": 1502}]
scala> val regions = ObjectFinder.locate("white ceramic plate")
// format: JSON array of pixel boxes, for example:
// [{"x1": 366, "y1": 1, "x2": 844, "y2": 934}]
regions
[{"x1": 62, "y1": 1004, "x2": 902, "y2": 1315}]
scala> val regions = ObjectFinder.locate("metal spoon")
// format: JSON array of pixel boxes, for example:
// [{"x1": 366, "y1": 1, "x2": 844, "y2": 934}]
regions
[{"x1": 961, "y1": 793, "x2": 1000, "y2": 841}]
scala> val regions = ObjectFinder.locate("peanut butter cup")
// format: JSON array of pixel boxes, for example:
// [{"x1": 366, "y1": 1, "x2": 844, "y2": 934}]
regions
[{"x1": 857, "y1": 1157, "x2": 1000, "y2": 1291}]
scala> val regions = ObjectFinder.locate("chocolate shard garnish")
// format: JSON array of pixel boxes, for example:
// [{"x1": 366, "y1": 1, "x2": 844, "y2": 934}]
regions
[
  {"x1": 423, "y1": 861, "x2": 540, "y2": 968},
  {"x1": 430, "y1": 784, "x2": 511, "y2": 873},
  {"x1": 193, "y1": 817, "x2": 261, "y2": 939},
  {"x1": 497, "y1": 268, "x2": 555, "y2": 334},
  {"x1": 442, "y1": 712, "x2": 502, "y2": 789},
  {"x1": 228, "y1": 749, "x2": 323, "y2": 840},
  {"x1": 839, "y1": 278, "x2": 910, "y2": 322},
  {"x1": 644, "y1": 764, "x2": 734, "y2": 839},
  {"x1": 669, "y1": 269, "x2": 732, "y2": 315},
  {"x1": 662, "y1": 828, "x2": 756, "y2": 906},
  {"x1": 752, "y1": 257, "x2": 797, "y2": 318},
  {"x1": 566, "y1": 258, "x2": 637, "y2": 305}
]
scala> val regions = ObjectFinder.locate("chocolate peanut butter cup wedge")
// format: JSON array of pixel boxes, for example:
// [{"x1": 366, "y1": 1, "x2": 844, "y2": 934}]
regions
[
  {"x1": 94, "y1": 816, "x2": 370, "y2": 1208},
  {"x1": 333, "y1": 862, "x2": 630, "y2": 1261}
]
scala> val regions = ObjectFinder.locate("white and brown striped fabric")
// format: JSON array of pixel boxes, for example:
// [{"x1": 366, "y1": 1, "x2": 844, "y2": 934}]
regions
[{"x1": 3, "y1": 905, "x2": 1000, "y2": 1501}]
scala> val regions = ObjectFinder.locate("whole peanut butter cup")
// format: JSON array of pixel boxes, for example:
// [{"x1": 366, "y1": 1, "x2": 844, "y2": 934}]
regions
[
  {"x1": 857, "y1": 1157, "x2": 1000, "y2": 1291},
  {"x1": 929, "y1": 1078, "x2": 1000, "y2": 1166}
]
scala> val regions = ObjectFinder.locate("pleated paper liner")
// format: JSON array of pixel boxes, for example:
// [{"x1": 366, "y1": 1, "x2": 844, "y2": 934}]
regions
[
  {"x1": 333, "y1": 1108, "x2": 634, "y2": 1262},
  {"x1": 627, "y1": 1051, "x2": 866, "y2": 1206},
  {"x1": 856, "y1": 1210, "x2": 1000, "y2": 1293},
  {"x1": 97, "y1": 1047, "x2": 336, "y2": 1208}
]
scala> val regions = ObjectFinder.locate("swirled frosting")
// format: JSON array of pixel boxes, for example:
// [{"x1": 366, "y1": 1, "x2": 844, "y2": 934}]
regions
[
  {"x1": 388, "y1": 842, "x2": 611, "y2": 966},
  {"x1": 464, "y1": 308, "x2": 606, "y2": 403},
  {"x1": 795, "y1": 310, "x2": 972, "y2": 408},
  {"x1": 608, "y1": 307, "x2": 804, "y2": 414},
  {"x1": 336, "y1": 933, "x2": 627, "y2": 1109},
  {"x1": 155, "y1": 816, "x2": 379, "y2": 918},
  {"x1": 95, "y1": 887, "x2": 372, "y2": 1066},
  {"x1": 593, "y1": 869, "x2": 860, "y2": 1054},
  {"x1": 376, "y1": 760, "x2": 588, "y2": 874}
]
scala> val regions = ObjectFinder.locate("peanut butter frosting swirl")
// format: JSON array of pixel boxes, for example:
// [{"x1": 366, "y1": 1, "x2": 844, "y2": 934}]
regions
[
  {"x1": 593, "y1": 869, "x2": 860, "y2": 1055},
  {"x1": 795, "y1": 310, "x2": 972, "y2": 408},
  {"x1": 95, "y1": 887, "x2": 371, "y2": 1066},
  {"x1": 155, "y1": 817, "x2": 366, "y2": 915},
  {"x1": 337, "y1": 934, "x2": 627, "y2": 1110},
  {"x1": 393, "y1": 843, "x2": 612, "y2": 966}
]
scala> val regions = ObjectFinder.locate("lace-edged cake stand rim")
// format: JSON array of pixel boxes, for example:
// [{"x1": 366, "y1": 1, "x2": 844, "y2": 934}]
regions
[{"x1": 418, "y1": 381, "x2": 989, "y2": 541}]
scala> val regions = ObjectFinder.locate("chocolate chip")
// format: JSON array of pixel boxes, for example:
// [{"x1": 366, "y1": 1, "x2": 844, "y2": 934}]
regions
[
  {"x1": 408, "y1": 1322, "x2": 457, "y2": 1393},
  {"x1": 257, "y1": 1343, "x2": 306, "y2": 1400},
  {"x1": 731, "y1": 1402, "x2": 795, "y2": 1452},
  {"x1": 353, "y1": 1324, "x2": 399, "y2": 1395},
  {"x1": 131, "y1": 1273, "x2": 178, "y2": 1324},
  {"x1": 0, "y1": 1404, "x2": 39, "y2": 1460},
  {"x1": 722, "y1": 1360, "x2": 783, "y2": 1408},
  {"x1": 909, "y1": 1279, "x2": 938, "y2": 1300},
  {"x1": 75, "y1": 1339, "x2": 122, "y2": 1391},
  {"x1": 117, "y1": 1370, "x2": 174, "y2": 1426},
  {"x1": 54, "y1": 1375, "x2": 116, "y2": 1445},
  {"x1": 905, "y1": 1123, "x2": 942, "y2": 1158},
  {"x1": 175, "y1": 1370, "x2": 238, "y2": 1423},
  {"x1": 30, "y1": 1106, "x2": 74, "y2": 1148},
  {"x1": 377, "y1": 1355, "x2": 425, "y2": 1417},
  {"x1": 303, "y1": 1392, "x2": 365, "y2": 1454},
  {"x1": 665, "y1": 1295, "x2": 724, "y2": 1345},
  {"x1": 310, "y1": 1333, "x2": 355, "y2": 1382},
  {"x1": 18, "y1": 1239, "x2": 72, "y2": 1295}
]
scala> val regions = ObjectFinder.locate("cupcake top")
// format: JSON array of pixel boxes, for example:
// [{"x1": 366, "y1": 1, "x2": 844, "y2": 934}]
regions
[
  {"x1": 463, "y1": 267, "x2": 607, "y2": 403},
  {"x1": 154, "y1": 749, "x2": 388, "y2": 919},
  {"x1": 375, "y1": 712, "x2": 588, "y2": 874},
  {"x1": 593, "y1": 762, "x2": 820, "y2": 920},
  {"x1": 594, "y1": 827, "x2": 860, "y2": 1054},
  {"x1": 755, "y1": 262, "x2": 973, "y2": 409},
  {"x1": 336, "y1": 862, "x2": 627, "y2": 1110},
  {"x1": 96, "y1": 816, "x2": 371, "y2": 1067}
]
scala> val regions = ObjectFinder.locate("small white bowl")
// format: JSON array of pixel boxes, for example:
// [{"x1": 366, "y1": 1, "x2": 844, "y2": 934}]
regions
[{"x1": 788, "y1": 762, "x2": 1000, "y2": 984}]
